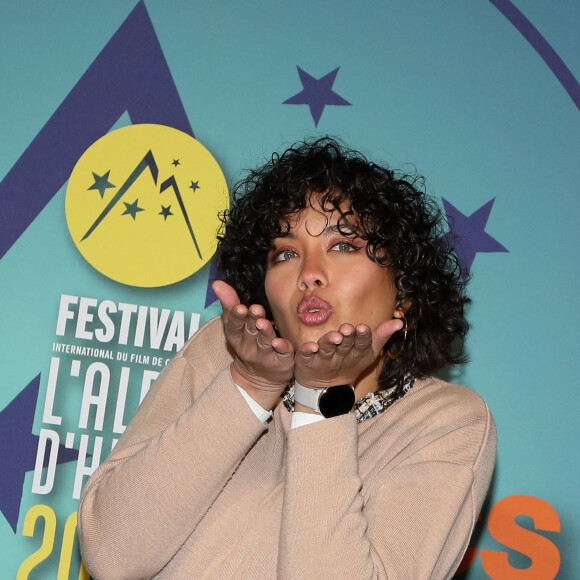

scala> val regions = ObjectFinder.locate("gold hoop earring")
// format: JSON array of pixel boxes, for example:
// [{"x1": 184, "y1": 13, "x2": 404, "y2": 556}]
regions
[{"x1": 386, "y1": 310, "x2": 408, "y2": 360}]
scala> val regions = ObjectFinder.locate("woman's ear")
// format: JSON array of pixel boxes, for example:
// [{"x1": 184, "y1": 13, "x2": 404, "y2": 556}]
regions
[
  {"x1": 386, "y1": 308, "x2": 408, "y2": 360},
  {"x1": 394, "y1": 297, "x2": 411, "y2": 318}
]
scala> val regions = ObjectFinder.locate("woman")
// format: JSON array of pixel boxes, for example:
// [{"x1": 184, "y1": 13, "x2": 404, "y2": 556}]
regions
[{"x1": 78, "y1": 138, "x2": 496, "y2": 579}]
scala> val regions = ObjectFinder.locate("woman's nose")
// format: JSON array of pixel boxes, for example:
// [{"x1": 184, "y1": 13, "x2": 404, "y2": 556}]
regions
[{"x1": 297, "y1": 253, "x2": 328, "y2": 291}]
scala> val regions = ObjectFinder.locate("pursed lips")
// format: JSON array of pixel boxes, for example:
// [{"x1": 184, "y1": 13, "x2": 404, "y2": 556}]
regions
[{"x1": 296, "y1": 295, "x2": 333, "y2": 326}]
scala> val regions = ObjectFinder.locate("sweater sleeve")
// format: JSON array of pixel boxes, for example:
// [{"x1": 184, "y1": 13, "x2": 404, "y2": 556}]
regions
[
  {"x1": 77, "y1": 318, "x2": 267, "y2": 580},
  {"x1": 278, "y1": 385, "x2": 496, "y2": 580}
]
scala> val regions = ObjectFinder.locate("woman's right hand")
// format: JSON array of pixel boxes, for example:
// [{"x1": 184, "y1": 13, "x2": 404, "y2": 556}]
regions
[{"x1": 213, "y1": 281, "x2": 295, "y2": 410}]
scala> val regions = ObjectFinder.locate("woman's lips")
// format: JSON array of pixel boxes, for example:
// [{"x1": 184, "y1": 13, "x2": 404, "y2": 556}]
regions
[{"x1": 297, "y1": 295, "x2": 333, "y2": 326}]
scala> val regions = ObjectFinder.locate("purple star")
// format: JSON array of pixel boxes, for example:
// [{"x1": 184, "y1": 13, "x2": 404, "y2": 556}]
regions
[
  {"x1": 441, "y1": 197, "x2": 509, "y2": 280},
  {"x1": 283, "y1": 66, "x2": 351, "y2": 127},
  {"x1": 0, "y1": 375, "x2": 80, "y2": 533}
]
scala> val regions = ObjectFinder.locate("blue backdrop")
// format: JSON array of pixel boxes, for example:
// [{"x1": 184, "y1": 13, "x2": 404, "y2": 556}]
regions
[{"x1": 1, "y1": 1, "x2": 578, "y2": 578}]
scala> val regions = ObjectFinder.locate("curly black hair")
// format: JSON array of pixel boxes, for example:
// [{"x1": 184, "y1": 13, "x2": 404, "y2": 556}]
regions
[{"x1": 217, "y1": 137, "x2": 469, "y2": 396}]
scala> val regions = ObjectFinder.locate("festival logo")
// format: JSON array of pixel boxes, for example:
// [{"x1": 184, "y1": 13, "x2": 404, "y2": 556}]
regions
[{"x1": 65, "y1": 124, "x2": 228, "y2": 287}]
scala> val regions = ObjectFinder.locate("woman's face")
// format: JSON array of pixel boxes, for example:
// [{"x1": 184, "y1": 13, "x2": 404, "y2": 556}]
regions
[{"x1": 265, "y1": 202, "x2": 398, "y2": 351}]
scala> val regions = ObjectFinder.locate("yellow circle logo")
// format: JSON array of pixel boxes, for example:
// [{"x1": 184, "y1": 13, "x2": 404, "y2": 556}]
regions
[{"x1": 65, "y1": 124, "x2": 229, "y2": 287}]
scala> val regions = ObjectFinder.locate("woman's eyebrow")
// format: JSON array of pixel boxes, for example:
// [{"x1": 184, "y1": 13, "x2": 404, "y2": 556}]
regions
[
  {"x1": 273, "y1": 231, "x2": 296, "y2": 240},
  {"x1": 324, "y1": 224, "x2": 357, "y2": 236}
]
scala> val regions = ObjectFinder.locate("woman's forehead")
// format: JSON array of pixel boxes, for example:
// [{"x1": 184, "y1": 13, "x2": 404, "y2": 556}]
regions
[{"x1": 279, "y1": 203, "x2": 359, "y2": 237}]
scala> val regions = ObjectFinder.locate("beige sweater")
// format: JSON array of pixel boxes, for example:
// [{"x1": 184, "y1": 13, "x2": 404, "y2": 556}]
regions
[{"x1": 78, "y1": 317, "x2": 496, "y2": 580}]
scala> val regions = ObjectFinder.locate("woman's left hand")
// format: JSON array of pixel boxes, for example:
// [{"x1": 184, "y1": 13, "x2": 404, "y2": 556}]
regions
[{"x1": 293, "y1": 319, "x2": 403, "y2": 389}]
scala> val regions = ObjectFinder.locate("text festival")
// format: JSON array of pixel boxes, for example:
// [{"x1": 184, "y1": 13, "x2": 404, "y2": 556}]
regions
[{"x1": 32, "y1": 294, "x2": 201, "y2": 500}]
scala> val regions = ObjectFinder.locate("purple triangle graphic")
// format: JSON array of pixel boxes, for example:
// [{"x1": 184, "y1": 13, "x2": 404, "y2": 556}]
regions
[
  {"x1": 0, "y1": 375, "x2": 81, "y2": 533},
  {"x1": 0, "y1": 1, "x2": 193, "y2": 261}
]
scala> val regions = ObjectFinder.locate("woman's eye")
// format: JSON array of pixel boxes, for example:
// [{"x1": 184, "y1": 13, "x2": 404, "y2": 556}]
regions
[
  {"x1": 274, "y1": 249, "x2": 298, "y2": 263},
  {"x1": 331, "y1": 241, "x2": 359, "y2": 253}
]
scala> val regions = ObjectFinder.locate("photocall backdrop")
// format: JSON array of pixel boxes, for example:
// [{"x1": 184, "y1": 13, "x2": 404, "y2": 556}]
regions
[{"x1": 1, "y1": 1, "x2": 578, "y2": 578}]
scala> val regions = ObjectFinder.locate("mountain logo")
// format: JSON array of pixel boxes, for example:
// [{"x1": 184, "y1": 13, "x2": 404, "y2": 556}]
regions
[{"x1": 65, "y1": 124, "x2": 228, "y2": 287}]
